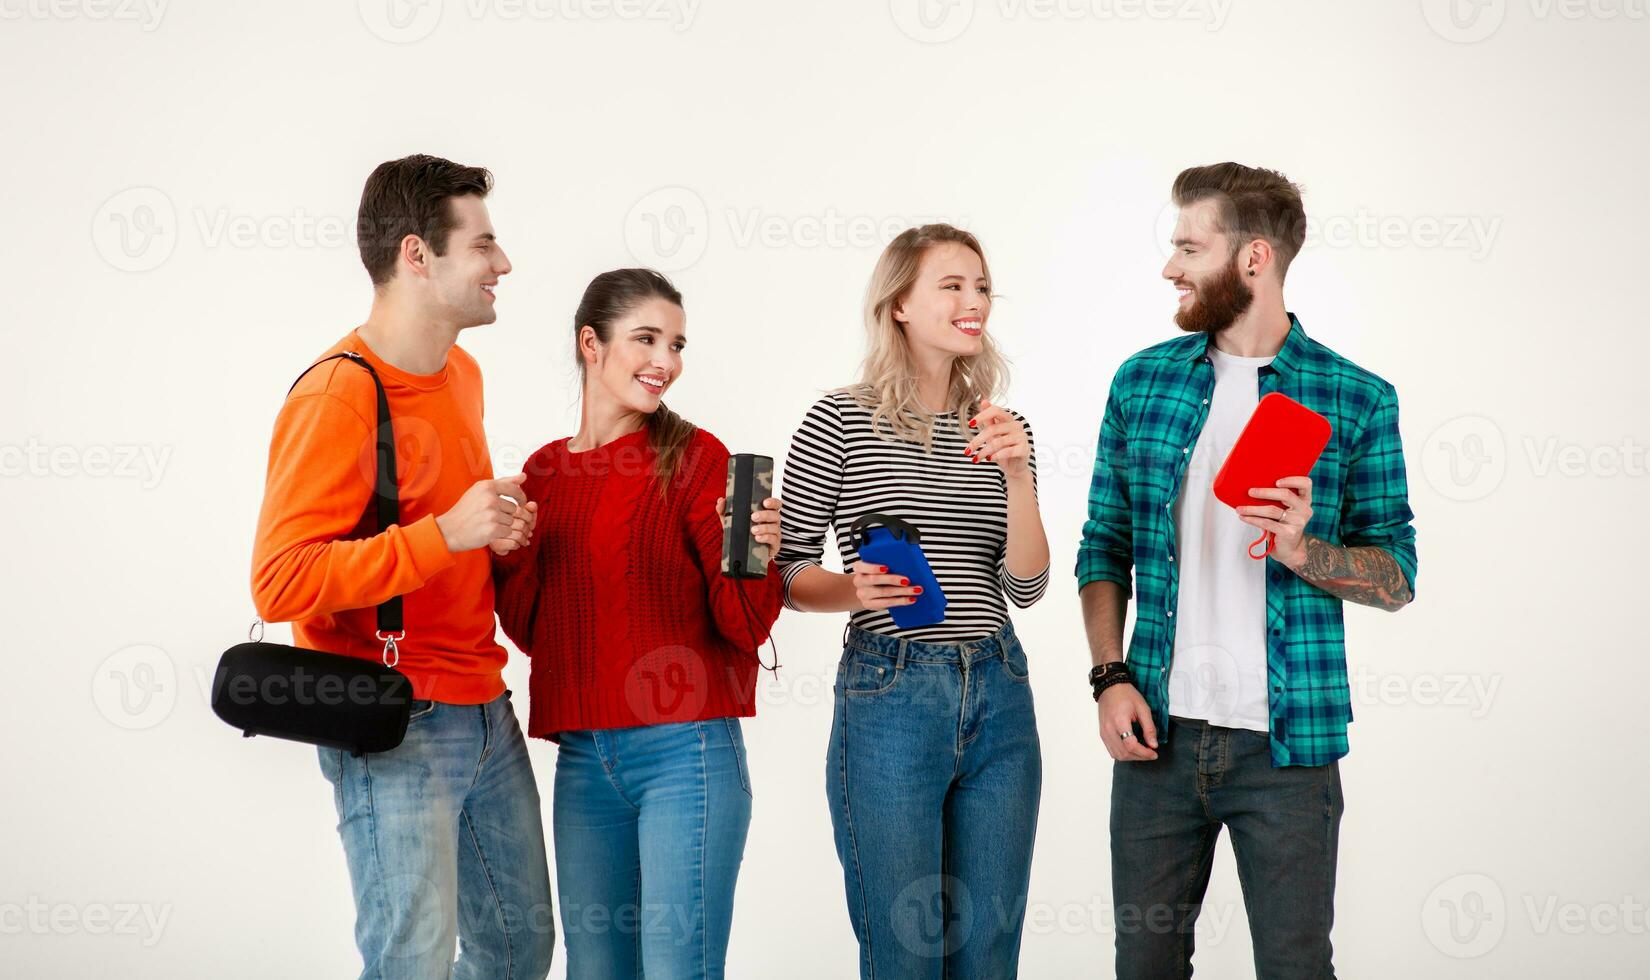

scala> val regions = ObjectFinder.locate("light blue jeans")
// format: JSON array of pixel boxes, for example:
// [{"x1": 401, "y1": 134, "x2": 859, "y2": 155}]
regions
[
  {"x1": 827, "y1": 622, "x2": 1043, "y2": 979},
  {"x1": 318, "y1": 690, "x2": 555, "y2": 979},
  {"x1": 552, "y1": 718, "x2": 753, "y2": 980}
]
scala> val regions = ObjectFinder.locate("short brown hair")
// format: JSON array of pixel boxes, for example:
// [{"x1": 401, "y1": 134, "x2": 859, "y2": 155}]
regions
[
  {"x1": 1172, "y1": 162, "x2": 1306, "y2": 279},
  {"x1": 357, "y1": 154, "x2": 493, "y2": 287}
]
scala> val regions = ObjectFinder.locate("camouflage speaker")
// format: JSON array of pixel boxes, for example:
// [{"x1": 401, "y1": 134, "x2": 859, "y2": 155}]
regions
[{"x1": 721, "y1": 453, "x2": 774, "y2": 579}]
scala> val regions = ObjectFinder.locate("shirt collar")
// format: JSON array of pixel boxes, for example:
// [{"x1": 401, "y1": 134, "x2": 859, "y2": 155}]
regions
[{"x1": 1184, "y1": 312, "x2": 1308, "y2": 377}]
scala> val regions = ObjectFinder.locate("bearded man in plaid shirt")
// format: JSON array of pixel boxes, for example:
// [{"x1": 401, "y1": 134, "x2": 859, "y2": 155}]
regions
[{"x1": 1078, "y1": 162, "x2": 1418, "y2": 980}]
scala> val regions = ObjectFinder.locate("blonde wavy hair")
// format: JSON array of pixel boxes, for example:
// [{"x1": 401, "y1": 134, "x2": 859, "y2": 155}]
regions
[{"x1": 841, "y1": 224, "x2": 1010, "y2": 451}]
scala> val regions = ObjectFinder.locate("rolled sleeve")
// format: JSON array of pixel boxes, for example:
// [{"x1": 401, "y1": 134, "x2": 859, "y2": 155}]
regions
[{"x1": 1339, "y1": 383, "x2": 1418, "y2": 598}]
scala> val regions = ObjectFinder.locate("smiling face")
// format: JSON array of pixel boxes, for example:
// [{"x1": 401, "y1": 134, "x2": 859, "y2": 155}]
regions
[
  {"x1": 892, "y1": 240, "x2": 991, "y2": 358},
  {"x1": 581, "y1": 295, "x2": 686, "y2": 415},
  {"x1": 424, "y1": 194, "x2": 512, "y2": 328},
  {"x1": 1162, "y1": 197, "x2": 1254, "y2": 335}
]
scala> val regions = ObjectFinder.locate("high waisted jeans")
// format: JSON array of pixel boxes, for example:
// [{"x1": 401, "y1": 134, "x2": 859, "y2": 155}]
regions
[
  {"x1": 318, "y1": 690, "x2": 555, "y2": 980},
  {"x1": 552, "y1": 717, "x2": 753, "y2": 979},
  {"x1": 826, "y1": 621, "x2": 1043, "y2": 979}
]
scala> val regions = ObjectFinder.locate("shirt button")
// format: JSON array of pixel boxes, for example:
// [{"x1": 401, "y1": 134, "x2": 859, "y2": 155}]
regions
[
  {"x1": 1183, "y1": 447, "x2": 1190, "y2": 454},
  {"x1": 1202, "y1": 399, "x2": 1209, "y2": 405},
  {"x1": 1168, "y1": 555, "x2": 1175, "y2": 563},
  {"x1": 1166, "y1": 610, "x2": 1174, "y2": 618}
]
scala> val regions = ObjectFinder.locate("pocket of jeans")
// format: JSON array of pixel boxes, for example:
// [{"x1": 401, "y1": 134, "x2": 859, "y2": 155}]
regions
[
  {"x1": 1000, "y1": 642, "x2": 1032, "y2": 683},
  {"x1": 724, "y1": 718, "x2": 753, "y2": 796},
  {"x1": 842, "y1": 653, "x2": 900, "y2": 697},
  {"x1": 406, "y1": 699, "x2": 437, "y2": 724}
]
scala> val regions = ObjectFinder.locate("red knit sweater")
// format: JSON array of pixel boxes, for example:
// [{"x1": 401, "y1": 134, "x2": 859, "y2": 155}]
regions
[{"x1": 493, "y1": 425, "x2": 783, "y2": 738}]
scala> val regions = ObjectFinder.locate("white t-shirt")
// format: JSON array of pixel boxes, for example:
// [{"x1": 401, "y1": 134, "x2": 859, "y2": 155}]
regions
[{"x1": 1167, "y1": 347, "x2": 1275, "y2": 732}]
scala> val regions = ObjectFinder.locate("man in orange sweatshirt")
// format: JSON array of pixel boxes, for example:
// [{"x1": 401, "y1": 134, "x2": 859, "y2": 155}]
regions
[{"x1": 251, "y1": 155, "x2": 553, "y2": 979}]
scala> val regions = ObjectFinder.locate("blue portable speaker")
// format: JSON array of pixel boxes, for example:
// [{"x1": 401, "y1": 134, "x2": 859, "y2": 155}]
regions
[{"x1": 849, "y1": 514, "x2": 946, "y2": 629}]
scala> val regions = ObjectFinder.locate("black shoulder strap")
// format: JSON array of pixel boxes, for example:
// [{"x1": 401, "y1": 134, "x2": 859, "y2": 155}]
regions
[{"x1": 288, "y1": 351, "x2": 404, "y2": 635}]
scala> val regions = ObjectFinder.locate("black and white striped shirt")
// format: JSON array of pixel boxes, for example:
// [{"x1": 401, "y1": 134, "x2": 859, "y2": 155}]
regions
[{"x1": 775, "y1": 388, "x2": 1050, "y2": 642}]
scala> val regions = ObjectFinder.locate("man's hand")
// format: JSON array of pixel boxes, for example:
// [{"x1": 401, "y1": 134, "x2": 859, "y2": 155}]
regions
[
  {"x1": 438, "y1": 473, "x2": 530, "y2": 553},
  {"x1": 1237, "y1": 475, "x2": 1313, "y2": 569},
  {"x1": 1098, "y1": 681, "x2": 1159, "y2": 761},
  {"x1": 489, "y1": 499, "x2": 537, "y2": 557}
]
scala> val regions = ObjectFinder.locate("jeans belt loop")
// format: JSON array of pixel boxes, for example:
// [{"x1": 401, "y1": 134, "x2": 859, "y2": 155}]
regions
[{"x1": 896, "y1": 637, "x2": 909, "y2": 670}]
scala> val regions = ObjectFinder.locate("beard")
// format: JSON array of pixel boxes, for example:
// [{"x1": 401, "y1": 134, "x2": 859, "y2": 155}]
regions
[{"x1": 1174, "y1": 255, "x2": 1253, "y2": 336}]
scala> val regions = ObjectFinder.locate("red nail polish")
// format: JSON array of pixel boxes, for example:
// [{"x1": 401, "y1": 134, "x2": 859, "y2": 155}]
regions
[
  {"x1": 900, "y1": 578, "x2": 909, "y2": 586},
  {"x1": 913, "y1": 587, "x2": 923, "y2": 594},
  {"x1": 969, "y1": 420, "x2": 977, "y2": 428}
]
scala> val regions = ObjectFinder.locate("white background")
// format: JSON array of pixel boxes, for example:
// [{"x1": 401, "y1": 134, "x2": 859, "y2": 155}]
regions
[{"x1": 4, "y1": 0, "x2": 1648, "y2": 976}]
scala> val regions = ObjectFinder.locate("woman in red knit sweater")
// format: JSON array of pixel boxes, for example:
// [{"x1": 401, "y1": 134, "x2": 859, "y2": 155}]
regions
[{"x1": 493, "y1": 269, "x2": 784, "y2": 979}]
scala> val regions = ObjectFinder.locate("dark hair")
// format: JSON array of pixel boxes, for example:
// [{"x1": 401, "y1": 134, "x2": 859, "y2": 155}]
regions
[
  {"x1": 357, "y1": 154, "x2": 493, "y2": 287},
  {"x1": 574, "y1": 268, "x2": 697, "y2": 496},
  {"x1": 1172, "y1": 162, "x2": 1307, "y2": 279}
]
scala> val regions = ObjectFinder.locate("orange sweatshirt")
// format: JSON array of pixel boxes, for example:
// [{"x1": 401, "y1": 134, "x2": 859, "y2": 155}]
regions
[{"x1": 250, "y1": 330, "x2": 506, "y2": 704}]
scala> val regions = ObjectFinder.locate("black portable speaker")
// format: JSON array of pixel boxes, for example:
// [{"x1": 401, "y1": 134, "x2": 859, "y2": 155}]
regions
[
  {"x1": 721, "y1": 453, "x2": 774, "y2": 579},
  {"x1": 211, "y1": 351, "x2": 415, "y2": 756}
]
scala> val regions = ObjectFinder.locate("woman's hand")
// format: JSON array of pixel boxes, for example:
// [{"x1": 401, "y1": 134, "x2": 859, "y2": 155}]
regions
[
  {"x1": 848, "y1": 561, "x2": 922, "y2": 611},
  {"x1": 714, "y1": 496, "x2": 784, "y2": 563},
  {"x1": 965, "y1": 399, "x2": 1032, "y2": 480}
]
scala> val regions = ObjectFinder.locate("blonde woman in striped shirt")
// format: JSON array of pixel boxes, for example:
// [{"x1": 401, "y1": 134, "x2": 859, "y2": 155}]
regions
[{"x1": 776, "y1": 224, "x2": 1050, "y2": 979}]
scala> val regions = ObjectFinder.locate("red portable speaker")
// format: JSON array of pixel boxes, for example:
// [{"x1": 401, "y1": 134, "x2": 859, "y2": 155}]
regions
[{"x1": 1211, "y1": 393, "x2": 1332, "y2": 560}]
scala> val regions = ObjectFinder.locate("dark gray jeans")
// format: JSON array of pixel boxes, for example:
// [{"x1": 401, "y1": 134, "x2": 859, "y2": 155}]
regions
[{"x1": 1110, "y1": 715, "x2": 1343, "y2": 979}]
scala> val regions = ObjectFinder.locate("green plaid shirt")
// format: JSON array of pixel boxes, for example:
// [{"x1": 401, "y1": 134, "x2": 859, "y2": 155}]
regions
[{"x1": 1076, "y1": 314, "x2": 1417, "y2": 767}]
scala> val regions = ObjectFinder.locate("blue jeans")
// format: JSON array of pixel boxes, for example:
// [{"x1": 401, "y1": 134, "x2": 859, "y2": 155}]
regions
[
  {"x1": 826, "y1": 622, "x2": 1043, "y2": 979},
  {"x1": 1110, "y1": 715, "x2": 1344, "y2": 980},
  {"x1": 552, "y1": 718, "x2": 753, "y2": 979},
  {"x1": 318, "y1": 690, "x2": 555, "y2": 980}
]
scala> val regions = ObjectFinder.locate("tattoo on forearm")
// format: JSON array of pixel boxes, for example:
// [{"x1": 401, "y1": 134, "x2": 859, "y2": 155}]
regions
[{"x1": 1293, "y1": 536, "x2": 1413, "y2": 611}]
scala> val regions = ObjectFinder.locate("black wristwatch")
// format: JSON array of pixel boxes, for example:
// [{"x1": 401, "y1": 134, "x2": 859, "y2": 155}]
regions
[{"x1": 1088, "y1": 661, "x2": 1133, "y2": 701}]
